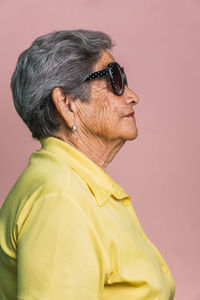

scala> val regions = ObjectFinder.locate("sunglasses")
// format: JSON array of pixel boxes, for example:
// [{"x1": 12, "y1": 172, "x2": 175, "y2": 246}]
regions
[
  {"x1": 39, "y1": 62, "x2": 127, "y2": 110},
  {"x1": 83, "y1": 61, "x2": 128, "y2": 96}
]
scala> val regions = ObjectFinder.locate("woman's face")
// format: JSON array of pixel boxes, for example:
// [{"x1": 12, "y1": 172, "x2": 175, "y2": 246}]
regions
[{"x1": 75, "y1": 50, "x2": 139, "y2": 143}]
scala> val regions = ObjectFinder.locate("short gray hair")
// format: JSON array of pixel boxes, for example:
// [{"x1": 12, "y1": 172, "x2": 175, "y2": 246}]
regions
[{"x1": 11, "y1": 29, "x2": 114, "y2": 140}]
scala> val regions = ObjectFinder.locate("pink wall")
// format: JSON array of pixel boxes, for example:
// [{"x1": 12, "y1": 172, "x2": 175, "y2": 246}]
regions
[{"x1": 0, "y1": 0, "x2": 199, "y2": 299}]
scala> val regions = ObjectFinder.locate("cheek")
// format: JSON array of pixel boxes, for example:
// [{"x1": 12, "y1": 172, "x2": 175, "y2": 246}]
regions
[
  {"x1": 89, "y1": 87, "x2": 113, "y2": 131},
  {"x1": 97, "y1": 96, "x2": 122, "y2": 136},
  {"x1": 86, "y1": 83, "x2": 122, "y2": 137}
]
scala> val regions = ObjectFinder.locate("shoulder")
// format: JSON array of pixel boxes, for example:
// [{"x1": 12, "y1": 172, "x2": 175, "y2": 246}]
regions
[{"x1": 0, "y1": 147, "x2": 98, "y2": 255}]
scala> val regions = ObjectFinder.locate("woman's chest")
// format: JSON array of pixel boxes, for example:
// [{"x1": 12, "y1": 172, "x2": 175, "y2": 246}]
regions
[{"x1": 99, "y1": 198, "x2": 176, "y2": 300}]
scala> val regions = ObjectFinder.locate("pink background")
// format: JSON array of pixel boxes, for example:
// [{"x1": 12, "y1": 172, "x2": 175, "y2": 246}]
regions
[{"x1": 0, "y1": 0, "x2": 199, "y2": 299}]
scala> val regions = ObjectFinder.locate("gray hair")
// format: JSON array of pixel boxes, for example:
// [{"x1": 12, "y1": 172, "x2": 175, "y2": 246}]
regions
[{"x1": 11, "y1": 29, "x2": 114, "y2": 140}]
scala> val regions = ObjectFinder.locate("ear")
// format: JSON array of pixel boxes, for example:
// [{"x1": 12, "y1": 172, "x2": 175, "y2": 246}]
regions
[{"x1": 52, "y1": 87, "x2": 76, "y2": 129}]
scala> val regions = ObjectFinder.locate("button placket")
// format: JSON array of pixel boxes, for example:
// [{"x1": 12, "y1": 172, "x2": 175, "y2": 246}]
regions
[
  {"x1": 123, "y1": 199, "x2": 130, "y2": 206},
  {"x1": 162, "y1": 265, "x2": 168, "y2": 274},
  {"x1": 142, "y1": 232, "x2": 148, "y2": 240}
]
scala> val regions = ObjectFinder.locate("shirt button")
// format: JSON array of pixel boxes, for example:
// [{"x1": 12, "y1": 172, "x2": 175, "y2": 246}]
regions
[
  {"x1": 142, "y1": 232, "x2": 147, "y2": 240},
  {"x1": 162, "y1": 265, "x2": 168, "y2": 274},
  {"x1": 123, "y1": 199, "x2": 130, "y2": 206}
]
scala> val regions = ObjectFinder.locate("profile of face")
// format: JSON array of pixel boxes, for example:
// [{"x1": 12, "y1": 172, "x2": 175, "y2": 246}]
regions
[{"x1": 74, "y1": 50, "x2": 139, "y2": 144}]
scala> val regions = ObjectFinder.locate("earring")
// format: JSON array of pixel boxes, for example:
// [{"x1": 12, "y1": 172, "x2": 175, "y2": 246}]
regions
[{"x1": 72, "y1": 124, "x2": 77, "y2": 132}]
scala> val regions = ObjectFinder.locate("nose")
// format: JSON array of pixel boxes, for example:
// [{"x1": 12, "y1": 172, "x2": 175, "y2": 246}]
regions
[{"x1": 124, "y1": 85, "x2": 139, "y2": 105}]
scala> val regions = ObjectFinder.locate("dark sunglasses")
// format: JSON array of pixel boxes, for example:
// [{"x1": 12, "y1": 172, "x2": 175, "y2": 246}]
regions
[
  {"x1": 83, "y1": 61, "x2": 128, "y2": 96},
  {"x1": 39, "y1": 62, "x2": 128, "y2": 110}
]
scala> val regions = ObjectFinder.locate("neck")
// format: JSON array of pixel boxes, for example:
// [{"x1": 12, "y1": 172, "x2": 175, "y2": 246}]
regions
[{"x1": 53, "y1": 130, "x2": 125, "y2": 172}]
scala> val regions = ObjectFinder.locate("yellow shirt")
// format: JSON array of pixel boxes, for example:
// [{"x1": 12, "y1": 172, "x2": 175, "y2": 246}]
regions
[{"x1": 0, "y1": 137, "x2": 176, "y2": 300}]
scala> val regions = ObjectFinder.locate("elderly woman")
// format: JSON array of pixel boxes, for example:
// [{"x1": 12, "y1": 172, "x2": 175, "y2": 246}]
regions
[{"x1": 0, "y1": 30, "x2": 175, "y2": 300}]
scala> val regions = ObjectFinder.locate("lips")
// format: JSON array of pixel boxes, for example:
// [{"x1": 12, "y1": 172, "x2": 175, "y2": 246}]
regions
[{"x1": 124, "y1": 111, "x2": 135, "y2": 117}]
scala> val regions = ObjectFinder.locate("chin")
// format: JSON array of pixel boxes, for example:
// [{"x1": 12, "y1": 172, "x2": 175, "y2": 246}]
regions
[{"x1": 123, "y1": 127, "x2": 138, "y2": 141}]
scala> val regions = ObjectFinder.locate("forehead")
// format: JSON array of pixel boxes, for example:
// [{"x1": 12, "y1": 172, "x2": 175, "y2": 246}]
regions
[{"x1": 94, "y1": 50, "x2": 115, "y2": 71}]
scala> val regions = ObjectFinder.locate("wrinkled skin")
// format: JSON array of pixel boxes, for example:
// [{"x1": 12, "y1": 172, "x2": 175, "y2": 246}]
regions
[{"x1": 52, "y1": 50, "x2": 139, "y2": 171}]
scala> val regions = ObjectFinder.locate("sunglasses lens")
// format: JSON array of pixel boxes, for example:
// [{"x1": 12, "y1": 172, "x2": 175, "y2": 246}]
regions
[
  {"x1": 112, "y1": 63, "x2": 123, "y2": 94},
  {"x1": 123, "y1": 71, "x2": 128, "y2": 87}
]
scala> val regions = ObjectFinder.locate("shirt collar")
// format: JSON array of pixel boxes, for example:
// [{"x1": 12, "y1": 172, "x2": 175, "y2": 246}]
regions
[{"x1": 40, "y1": 137, "x2": 130, "y2": 207}]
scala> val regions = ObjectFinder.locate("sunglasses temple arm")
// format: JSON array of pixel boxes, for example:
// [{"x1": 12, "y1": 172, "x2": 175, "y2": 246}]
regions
[{"x1": 83, "y1": 68, "x2": 109, "y2": 82}]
